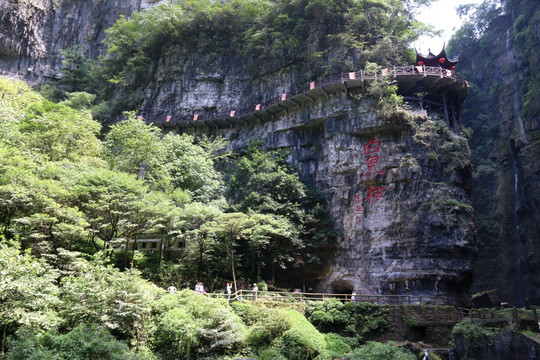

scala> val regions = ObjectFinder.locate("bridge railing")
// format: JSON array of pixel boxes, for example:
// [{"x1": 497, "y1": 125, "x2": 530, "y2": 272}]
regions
[{"x1": 206, "y1": 290, "x2": 450, "y2": 306}]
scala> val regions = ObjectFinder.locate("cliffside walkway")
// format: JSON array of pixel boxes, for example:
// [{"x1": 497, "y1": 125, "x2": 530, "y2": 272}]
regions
[{"x1": 148, "y1": 65, "x2": 468, "y2": 132}]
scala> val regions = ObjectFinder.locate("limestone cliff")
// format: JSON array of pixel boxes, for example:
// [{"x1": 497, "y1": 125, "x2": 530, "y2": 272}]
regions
[
  {"x1": 0, "y1": 0, "x2": 476, "y2": 300},
  {"x1": 450, "y1": 0, "x2": 540, "y2": 305},
  {"x1": 0, "y1": 0, "x2": 160, "y2": 83},
  {"x1": 170, "y1": 83, "x2": 475, "y2": 300}
]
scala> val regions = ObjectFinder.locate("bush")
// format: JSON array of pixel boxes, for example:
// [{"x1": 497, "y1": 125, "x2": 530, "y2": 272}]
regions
[
  {"x1": 343, "y1": 341, "x2": 415, "y2": 360},
  {"x1": 150, "y1": 290, "x2": 247, "y2": 359},
  {"x1": 247, "y1": 308, "x2": 291, "y2": 347},
  {"x1": 231, "y1": 301, "x2": 264, "y2": 326},
  {"x1": 452, "y1": 320, "x2": 498, "y2": 349},
  {"x1": 274, "y1": 310, "x2": 329, "y2": 360},
  {"x1": 245, "y1": 307, "x2": 329, "y2": 359},
  {"x1": 324, "y1": 332, "x2": 352, "y2": 358},
  {"x1": 259, "y1": 346, "x2": 287, "y2": 360},
  {"x1": 305, "y1": 299, "x2": 389, "y2": 337},
  {"x1": 7, "y1": 325, "x2": 132, "y2": 360},
  {"x1": 152, "y1": 307, "x2": 198, "y2": 358},
  {"x1": 305, "y1": 298, "x2": 355, "y2": 332}
]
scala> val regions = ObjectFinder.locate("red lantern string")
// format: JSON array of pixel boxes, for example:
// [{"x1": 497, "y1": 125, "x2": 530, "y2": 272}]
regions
[{"x1": 438, "y1": 58, "x2": 446, "y2": 63}]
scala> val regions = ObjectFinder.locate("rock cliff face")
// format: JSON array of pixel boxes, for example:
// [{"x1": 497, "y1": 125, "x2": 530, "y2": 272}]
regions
[
  {"x1": 453, "y1": 0, "x2": 540, "y2": 305},
  {"x1": 0, "y1": 0, "x2": 161, "y2": 83},
  {"x1": 0, "y1": 0, "x2": 476, "y2": 299},
  {"x1": 455, "y1": 331, "x2": 540, "y2": 360},
  {"x1": 175, "y1": 87, "x2": 475, "y2": 299}
]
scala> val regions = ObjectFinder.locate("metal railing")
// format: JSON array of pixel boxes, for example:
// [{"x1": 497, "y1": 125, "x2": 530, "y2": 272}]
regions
[
  {"x1": 205, "y1": 290, "x2": 450, "y2": 306},
  {"x1": 142, "y1": 65, "x2": 467, "y2": 125}
]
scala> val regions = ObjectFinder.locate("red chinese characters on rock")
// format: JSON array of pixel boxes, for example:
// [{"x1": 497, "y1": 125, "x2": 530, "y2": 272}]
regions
[
  {"x1": 353, "y1": 137, "x2": 387, "y2": 224},
  {"x1": 362, "y1": 137, "x2": 384, "y2": 179},
  {"x1": 365, "y1": 185, "x2": 386, "y2": 205},
  {"x1": 362, "y1": 137, "x2": 386, "y2": 206}
]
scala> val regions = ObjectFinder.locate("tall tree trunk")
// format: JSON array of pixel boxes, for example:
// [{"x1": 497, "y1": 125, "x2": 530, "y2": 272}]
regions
[
  {"x1": 1, "y1": 324, "x2": 6, "y2": 356},
  {"x1": 198, "y1": 239, "x2": 204, "y2": 280},
  {"x1": 231, "y1": 249, "x2": 237, "y2": 294},
  {"x1": 251, "y1": 252, "x2": 255, "y2": 283},
  {"x1": 123, "y1": 237, "x2": 130, "y2": 269},
  {"x1": 256, "y1": 248, "x2": 261, "y2": 283},
  {"x1": 158, "y1": 230, "x2": 163, "y2": 267},
  {"x1": 130, "y1": 235, "x2": 138, "y2": 269},
  {"x1": 272, "y1": 259, "x2": 275, "y2": 284}
]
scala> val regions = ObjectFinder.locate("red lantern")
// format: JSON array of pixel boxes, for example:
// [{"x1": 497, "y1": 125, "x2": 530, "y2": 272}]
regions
[
  {"x1": 418, "y1": 61, "x2": 424, "y2": 66},
  {"x1": 450, "y1": 66, "x2": 456, "y2": 70},
  {"x1": 438, "y1": 58, "x2": 446, "y2": 64}
]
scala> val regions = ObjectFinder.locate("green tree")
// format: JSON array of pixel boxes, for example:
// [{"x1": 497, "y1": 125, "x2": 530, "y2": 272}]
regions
[
  {"x1": 249, "y1": 213, "x2": 300, "y2": 283},
  {"x1": 202, "y1": 212, "x2": 255, "y2": 293},
  {"x1": 0, "y1": 240, "x2": 60, "y2": 355},
  {"x1": 175, "y1": 202, "x2": 223, "y2": 282},
  {"x1": 59, "y1": 256, "x2": 161, "y2": 344},
  {"x1": 227, "y1": 141, "x2": 335, "y2": 285},
  {"x1": 70, "y1": 167, "x2": 146, "y2": 253},
  {"x1": 161, "y1": 133, "x2": 225, "y2": 202},
  {"x1": 150, "y1": 289, "x2": 247, "y2": 359},
  {"x1": 104, "y1": 113, "x2": 165, "y2": 184}
]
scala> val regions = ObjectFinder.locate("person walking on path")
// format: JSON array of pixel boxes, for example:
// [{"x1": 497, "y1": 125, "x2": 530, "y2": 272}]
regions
[
  {"x1": 252, "y1": 283, "x2": 258, "y2": 301},
  {"x1": 226, "y1": 282, "x2": 232, "y2": 300}
]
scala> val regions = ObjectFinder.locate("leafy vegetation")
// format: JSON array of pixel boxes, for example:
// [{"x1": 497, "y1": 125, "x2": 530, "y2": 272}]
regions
[
  {"x1": 343, "y1": 341, "x2": 416, "y2": 360},
  {"x1": 452, "y1": 320, "x2": 499, "y2": 350},
  {"x1": 305, "y1": 298, "x2": 389, "y2": 339},
  {"x1": 0, "y1": 71, "x2": 344, "y2": 359}
]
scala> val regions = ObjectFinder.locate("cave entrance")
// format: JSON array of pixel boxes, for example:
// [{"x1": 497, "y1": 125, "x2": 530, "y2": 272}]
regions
[{"x1": 330, "y1": 279, "x2": 353, "y2": 295}]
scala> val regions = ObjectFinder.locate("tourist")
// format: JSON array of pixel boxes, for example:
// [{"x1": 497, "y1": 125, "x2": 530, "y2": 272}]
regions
[
  {"x1": 167, "y1": 283, "x2": 177, "y2": 293},
  {"x1": 252, "y1": 283, "x2": 258, "y2": 300},
  {"x1": 226, "y1": 282, "x2": 232, "y2": 300},
  {"x1": 351, "y1": 291, "x2": 357, "y2": 304}
]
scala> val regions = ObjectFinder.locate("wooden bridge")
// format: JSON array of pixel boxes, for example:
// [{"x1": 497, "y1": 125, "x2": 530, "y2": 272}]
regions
[{"x1": 145, "y1": 65, "x2": 468, "y2": 133}]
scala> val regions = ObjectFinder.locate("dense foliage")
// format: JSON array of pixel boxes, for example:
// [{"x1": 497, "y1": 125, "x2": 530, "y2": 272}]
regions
[
  {"x1": 0, "y1": 73, "x2": 344, "y2": 358},
  {"x1": 452, "y1": 320, "x2": 498, "y2": 351},
  {"x1": 305, "y1": 298, "x2": 389, "y2": 340}
]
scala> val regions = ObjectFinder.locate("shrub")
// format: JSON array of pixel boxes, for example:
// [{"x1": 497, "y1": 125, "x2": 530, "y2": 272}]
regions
[
  {"x1": 343, "y1": 341, "x2": 415, "y2": 360},
  {"x1": 259, "y1": 346, "x2": 287, "y2": 360},
  {"x1": 324, "y1": 332, "x2": 352, "y2": 358},
  {"x1": 245, "y1": 307, "x2": 329, "y2": 359},
  {"x1": 305, "y1": 299, "x2": 389, "y2": 337},
  {"x1": 231, "y1": 301, "x2": 264, "y2": 326},
  {"x1": 305, "y1": 298, "x2": 355, "y2": 332},
  {"x1": 152, "y1": 308, "x2": 198, "y2": 358},
  {"x1": 246, "y1": 308, "x2": 291, "y2": 348},
  {"x1": 274, "y1": 310, "x2": 329, "y2": 360},
  {"x1": 452, "y1": 320, "x2": 498, "y2": 349},
  {"x1": 7, "y1": 325, "x2": 132, "y2": 360},
  {"x1": 150, "y1": 290, "x2": 247, "y2": 358}
]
